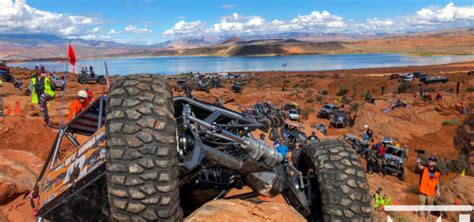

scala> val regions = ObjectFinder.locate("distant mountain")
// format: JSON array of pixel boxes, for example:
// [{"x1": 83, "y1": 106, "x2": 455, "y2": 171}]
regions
[
  {"x1": 1, "y1": 29, "x2": 473, "y2": 61},
  {"x1": 0, "y1": 34, "x2": 158, "y2": 61}
]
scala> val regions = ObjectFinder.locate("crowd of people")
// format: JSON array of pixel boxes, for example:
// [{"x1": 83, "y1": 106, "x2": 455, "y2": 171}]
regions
[{"x1": 28, "y1": 65, "x2": 94, "y2": 126}]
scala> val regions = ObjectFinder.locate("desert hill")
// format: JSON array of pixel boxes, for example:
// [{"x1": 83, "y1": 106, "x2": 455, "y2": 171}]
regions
[{"x1": 1, "y1": 29, "x2": 473, "y2": 61}]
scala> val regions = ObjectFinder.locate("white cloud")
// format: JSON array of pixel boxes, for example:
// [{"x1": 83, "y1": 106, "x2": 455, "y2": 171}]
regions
[
  {"x1": 163, "y1": 20, "x2": 207, "y2": 36},
  {"x1": 415, "y1": 2, "x2": 474, "y2": 23},
  {"x1": 164, "y1": 11, "x2": 345, "y2": 37},
  {"x1": 108, "y1": 29, "x2": 119, "y2": 34},
  {"x1": 163, "y1": 2, "x2": 474, "y2": 38},
  {"x1": 124, "y1": 25, "x2": 152, "y2": 34},
  {"x1": 0, "y1": 0, "x2": 99, "y2": 36}
]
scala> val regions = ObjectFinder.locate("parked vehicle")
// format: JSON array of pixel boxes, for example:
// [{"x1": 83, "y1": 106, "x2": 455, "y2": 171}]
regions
[
  {"x1": 232, "y1": 82, "x2": 241, "y2": 93},
  {"x1": 311, "y1": 123, "x2": 327, "y2": 135},
  {"x1": 317, "y1": 103, "x2": 339, "y2": 119},
  {"x1": 283, "y1": 102, "x2": 301, "y2": 121},
  {"x1": 382, "y1": 145, "x2": 408, "y2": 181},
  {"x1": 344, "y1": 134, "x2": 369, "y2": 154},
  {"x1": 402, "y1": 73, "x2": 414, "y2": 82},
  {"x1": 51, "y1": 75, "x2": 65, "y2": 91},
  {"x1": 381, "y1": 137, "x2": 394, "y2": 145},
  {"x1": 77, "y1": 67, "x2": 106, "y2": 85},
  {"x1": 281, "y1": 120, "x2": 307, "y2": 150},
  {"x1": 0, "y1": 61, "x2": 14, "y2": 83},
  {"x1": 389, "y1": 73, "x2": 403, "y2": 79},
  {"x1": 177, "y1": 78, "x2": 187, "y2": 92},
  {"x1": 30, "y1": 75, "x2": 372, "y2": 221},
  {"x1": 421, "y1": 76, "x2": 448, "y2": 84},
  {"x1": 197, "y1": 79, "x2": 210, "y2": 93},
  {"x1": 330, "y1": 111, "x2": 350, "y2": 128},
  {"x1": 287, "y1": 109, "x2": 300, "y2": 121}
]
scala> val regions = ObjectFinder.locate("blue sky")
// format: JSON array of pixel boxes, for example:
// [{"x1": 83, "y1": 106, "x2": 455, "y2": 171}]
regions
[{"x1": 2, "y1": 0, "x2": 473, "y2": 44}]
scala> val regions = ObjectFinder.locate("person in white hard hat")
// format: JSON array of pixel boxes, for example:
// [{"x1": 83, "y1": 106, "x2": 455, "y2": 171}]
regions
[
  {"x1": 68, "y1": 90, "x2": 89, "y2": 121},
  {"x1": 363, "y1": 124, "x2": 374, "y2": 144}
]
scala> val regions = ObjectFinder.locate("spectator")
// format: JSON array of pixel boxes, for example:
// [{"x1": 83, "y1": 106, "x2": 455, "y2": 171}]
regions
[
  {"x1": 276, "y1": 139, "x2": 289, "y2": 160},
  {"x1": 291, "y1": 143, "x2": 302, "y2": 168},
  {"x1": 378, "y1": 143, "x2": 386, "y2": 158},
  {"x1": 381, "y1": 157, "x2": 388, "y2": 177},
  {"x1": 307, "y1": 131, "x2": 318, "y2": 141},
  {"x1": 259, "y1": 133, "x2": 266, "y2": 143},
  {"x1": 68, "y1": 90, "x2": 89, "y2": 121},
  {"x1": 366, "y1": 149, "x2": 377, "y2": 174},
  {"x1": 416, "y1": 156, "x2": 441, "y2": 218}
]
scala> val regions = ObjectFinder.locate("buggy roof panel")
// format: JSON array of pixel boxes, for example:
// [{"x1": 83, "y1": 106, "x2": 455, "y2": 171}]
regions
[{"x1": 66, "y1": 96, "x2": 107, "y2": 136}]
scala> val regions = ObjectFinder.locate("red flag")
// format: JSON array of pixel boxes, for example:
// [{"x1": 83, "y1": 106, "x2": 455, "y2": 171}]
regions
[{"x1": 67, "y1": 44, "x2": 76, "y2": 74}]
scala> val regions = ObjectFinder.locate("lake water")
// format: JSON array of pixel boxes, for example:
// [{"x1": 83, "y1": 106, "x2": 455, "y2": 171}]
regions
[{"x1": 11, "y1": 54, "x2": 474, "y2": 75}]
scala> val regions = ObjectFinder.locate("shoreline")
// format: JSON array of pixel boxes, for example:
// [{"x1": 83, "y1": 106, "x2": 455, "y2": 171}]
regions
[
  {"x1": 165, "y1": 60, "x2": 474, "y2": 77},
  {"x1": 6, "y1": 51, "x2": 474, "y2": 64}
]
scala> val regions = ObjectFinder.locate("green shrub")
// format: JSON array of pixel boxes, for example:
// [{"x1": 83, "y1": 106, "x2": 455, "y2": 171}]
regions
[
  {"x1": 466, "y1": 86, "x2": 474, "y2": 92},
  {"x1": 306, "y1": 98, "x2": 315, "y2": 103},
  {"x1": 351, "y1": 103, "x2": 360, "y2": 111},
  {"x1": 301, "y1": 107, "x2": 315, "y2": 119},
  {"x1": 446, "y1": 155, "x2": 469, "y2": 173},
  {"x1": 315, "y1": 95, "x2": 323, "y2": 102},
  {"x1": 363, "y1": 91, "x2": 373, "y2": 100},
  {"x1": 442, "y1": 119, "x2": 460, "y2": 126},
  {"x1": 407, "y1": 184, "x2": 419, "y2": 194},
  {"x1": 398, "y1": 81, "x2": 412, "y2": 93},
  {"x1": 336, "y1": 87, "x2": 349, "y2": 96},
  {"x1": 426, "y1": 86, "x2": 436, "y2": 92},
  {"x1": 341, "y1": 97, "x2": 352, "y2": 104},
  {"x1": 332, "y1": 73, "x2": 340, "y2": 79}
]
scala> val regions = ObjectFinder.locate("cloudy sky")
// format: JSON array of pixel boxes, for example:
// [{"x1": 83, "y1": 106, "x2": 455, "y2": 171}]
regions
[{"x1": 1, "y1": 0, "x2": 473, "y2": 44}]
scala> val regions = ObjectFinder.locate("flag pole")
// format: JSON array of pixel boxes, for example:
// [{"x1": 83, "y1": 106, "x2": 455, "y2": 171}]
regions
[{"x1": 59, "y1": 57, "x2": 69, "y2": 129}]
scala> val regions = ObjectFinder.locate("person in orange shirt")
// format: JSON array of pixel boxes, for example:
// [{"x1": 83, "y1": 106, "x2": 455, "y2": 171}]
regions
[
  {"x1": 416, "y1": 156, "x2": 441, "y2": 218},
  {"x1": 85, "y1": 87, "x2": 94, "y2": 106},
  {"x1": 68, "y1": 90, "x2": 88, "y2": 121}
]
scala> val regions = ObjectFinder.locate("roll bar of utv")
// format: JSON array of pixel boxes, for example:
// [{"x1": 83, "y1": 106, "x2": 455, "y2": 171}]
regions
[{"x1": 31, "y1": 96, "x2": 107, "y2": 217}]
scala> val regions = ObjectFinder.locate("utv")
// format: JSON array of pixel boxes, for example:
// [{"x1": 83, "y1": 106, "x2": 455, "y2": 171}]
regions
[
  {"x1": 177, "y1": 78, "x2": 187, "y2": 92},
  {"x1": 242, "y1": 107, "x2": 272, "y2": 132},
  {"x1": 31, "y1": 75, "x2": 372, "y2": 221},
  {"x1": 256, "y1": 101, "x2": 286, "y2": 128},
  {"x1": 344, "y1": 134, "x2": 369, "y2": 154},
  {"x1": 311, "y1": 123, "x2": 327, "y2": 136},
  {"x1": 317, "y1": 103, "x2": 339, "y2": 119},
  {"x1": 78, "y1": 69, "x2": 106, "y2": 85},
  {"x1": 281, "y1": 120, "x2": 307, "y2": 150},
  {"x1": 382, "y1": 145, "x2": 407, "y2": 181},
  {"x1": 232, "y1": 82, "x2": 241, "y2": 93},
  {"x1": 0, "y1": 61, "x2": 14, "y2": 83},
  {"x1": 51, "y1": 75, "x2": 65, "y2": 91},
  {"x1": 330, "y1": 111, "x2": 350, "y2": 128},
  {"x1": 196, "y1": 79, "x2": 210, "y2": 93}
]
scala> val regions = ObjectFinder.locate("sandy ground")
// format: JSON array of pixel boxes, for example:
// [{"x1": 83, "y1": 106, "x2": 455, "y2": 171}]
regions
[{"x1": 0, "y1": 61, "x2": 473, "y2": 221}]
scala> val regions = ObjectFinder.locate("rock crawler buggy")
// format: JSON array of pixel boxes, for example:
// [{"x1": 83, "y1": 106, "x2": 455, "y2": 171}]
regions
[{"x1": 31, "y1": 75, "x2": 372, "y2": 221}]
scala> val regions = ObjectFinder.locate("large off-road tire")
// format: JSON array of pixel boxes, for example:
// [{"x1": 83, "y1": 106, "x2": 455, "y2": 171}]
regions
[
  {"x1": 269, "y1": 127, "x2": 279, "y2": 141},
  {"x1": 97, "y1": 76, "x2": 106, "y2": 85},
  {"x1": 259, "y1": 117, "x2": 271, "y2": 132},
  {"x1": 398, "y1": 167, "x2": 407, "y2": 181},
  {"x1": 78, "y1": 77, "x2": 88, "y2": 84},
  {"x1": 297, "y1": 139, "x2": 372, "y2": 221},
  {"x1": 105, "y1": 74, "x2": 182, "y2": 221}
]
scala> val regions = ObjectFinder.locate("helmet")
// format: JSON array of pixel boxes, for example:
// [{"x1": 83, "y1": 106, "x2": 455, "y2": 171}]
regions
[
  {"x1": 428, "y1": 156, "x2": 438, "y2": 163},
  {"x1": 78, "y1": 90, "x2": 88, "y2": 98},
  {"x1": 364, "y1": 124, "x2": 369, "y2": 129}
]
